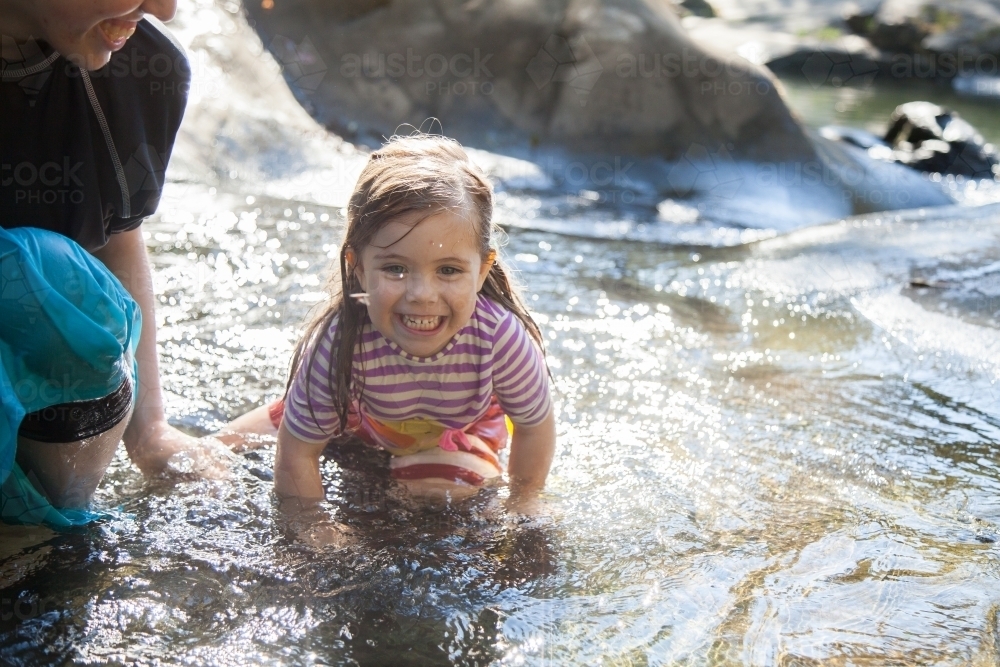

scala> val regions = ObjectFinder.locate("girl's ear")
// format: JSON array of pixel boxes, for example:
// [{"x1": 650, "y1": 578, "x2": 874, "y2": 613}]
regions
[
  {"x1": 477, "y1": 250, "x2": 496, "y2": 291},
  {"x1": 345, "y1": 247, "x2": 365, "y2": 285}
]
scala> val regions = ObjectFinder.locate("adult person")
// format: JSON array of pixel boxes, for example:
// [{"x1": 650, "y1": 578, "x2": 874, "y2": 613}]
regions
[{"x1": 1, "y1": 0, "x2": 227, "y2": 527}]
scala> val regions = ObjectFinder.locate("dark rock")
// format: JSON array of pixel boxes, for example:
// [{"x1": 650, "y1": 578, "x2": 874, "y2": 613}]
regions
[
  {"x1": 244, "y1": 0, "x2": 818, "y2": 163},
  {"x1": 679, "y1": 0, "x2": 715, "y2": 19},
  {"x1": 864, "y1": 0, "x2": 1000, "y2": 58},
  {"x1": 867, "y1": 0, "x2": 932, "y2": 53},
  {"x1": 787, "y1": 0, "x2": 1000, "y2": 86},
  {"x1": 845, "y1": 10, "x2": 877, "y2": 37},
  {"x1": 883, "y1": 101, "x2": 1000, "y2": 178},
  {"x1": 766, "y1": 42, "x2": 881, "y2": 87}
]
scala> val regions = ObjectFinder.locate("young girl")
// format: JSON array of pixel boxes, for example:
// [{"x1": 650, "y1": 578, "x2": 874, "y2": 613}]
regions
[{"x1": 227, "y1": 134, "x2": 555, "y2": 502}]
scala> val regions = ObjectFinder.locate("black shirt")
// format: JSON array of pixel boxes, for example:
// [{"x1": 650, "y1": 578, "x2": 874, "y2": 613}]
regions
[{"x1": 1, "y1": 18, "x2": 189, "y2": 251}]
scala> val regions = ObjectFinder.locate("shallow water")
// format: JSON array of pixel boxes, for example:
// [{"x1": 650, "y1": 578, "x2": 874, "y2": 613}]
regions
[
  {"x1": 3, "y1": 5, "x2": 1000, "y2": 662},
  {"x1": 2, "y1": 180, "x2": 998, "y2": 664}
]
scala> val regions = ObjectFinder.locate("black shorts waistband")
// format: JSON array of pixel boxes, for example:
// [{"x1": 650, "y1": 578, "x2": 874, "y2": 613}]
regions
[{"x1": 18, "y1": 375, "x2": 133, "y2": 443}]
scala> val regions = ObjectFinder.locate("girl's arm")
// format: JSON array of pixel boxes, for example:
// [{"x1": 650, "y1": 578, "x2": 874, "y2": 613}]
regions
[
  {"x1": 274, "y1": 423, "x2": 354, "y2": 548},
  {"x1": 507, "y1": 409, "x2": 556, "y2": 495},
  {"x1": 274, "y1": 421, "x2": 328, "y2": 501}
]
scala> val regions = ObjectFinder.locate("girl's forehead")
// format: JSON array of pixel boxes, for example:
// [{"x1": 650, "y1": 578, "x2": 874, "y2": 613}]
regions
[{"x1": 367, "y1": 210, "x2": 479, "y2": 255}]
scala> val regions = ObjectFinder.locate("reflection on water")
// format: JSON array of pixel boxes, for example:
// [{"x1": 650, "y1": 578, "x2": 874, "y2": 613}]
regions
[{"x1": 2, "y1": 176, "x2": 997, "y2": 663}]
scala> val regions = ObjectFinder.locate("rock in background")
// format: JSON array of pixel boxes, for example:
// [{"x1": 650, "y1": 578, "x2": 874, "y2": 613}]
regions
[
  {"x1": 163, "y1": 0, "x2": 367, "y2": 205},
  {"x1": 882, "y1": 101, "x2": 999, "y2": 178},
  {"x1": 243, "y1": 0, "x2": 818, "y2": 163},
  {"x1": 681, "y1": 0, "x2": 1000, "y2": 91}
]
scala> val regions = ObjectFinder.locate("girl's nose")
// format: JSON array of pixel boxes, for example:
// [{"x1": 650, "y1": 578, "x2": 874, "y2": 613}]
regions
[
  {"x1": 406, "y1": 273, "x2": 437, "y2": 303},
  {"x1": 141, "y1": 0, "x2": 178, "y2": 22}
]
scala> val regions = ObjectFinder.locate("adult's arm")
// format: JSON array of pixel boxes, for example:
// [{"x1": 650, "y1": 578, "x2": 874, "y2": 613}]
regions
[{"x1": 93, "y1": 227, "x2": 227, "y2": 476}]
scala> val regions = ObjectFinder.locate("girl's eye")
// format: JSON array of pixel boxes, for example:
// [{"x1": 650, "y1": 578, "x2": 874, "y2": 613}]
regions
[
  {"x1": 439, "y1": 266, "x2": 462, "y2": 276},
  {"x1": 382, "y1": 265, "x2": 406, "y2": 277}
]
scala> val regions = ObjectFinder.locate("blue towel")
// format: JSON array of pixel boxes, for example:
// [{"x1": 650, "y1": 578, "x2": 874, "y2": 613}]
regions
[{"x1": 1, "y1": 227, "x2": 140, "y2": 527}]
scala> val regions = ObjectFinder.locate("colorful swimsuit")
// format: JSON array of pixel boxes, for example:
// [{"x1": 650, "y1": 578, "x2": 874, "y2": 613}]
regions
[{"x1": 276, "y1": 295, "x2": 551, "y2": 487}]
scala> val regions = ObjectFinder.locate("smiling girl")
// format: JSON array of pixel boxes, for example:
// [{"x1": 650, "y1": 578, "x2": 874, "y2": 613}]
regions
[{"x1": 227, "y1": 135, "x2": 556, "y2": 503}]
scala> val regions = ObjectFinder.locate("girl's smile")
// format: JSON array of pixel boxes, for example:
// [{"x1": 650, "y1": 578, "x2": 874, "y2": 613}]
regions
[
  {"x1": 354, "y1": 209, "x2": 493, "y2": 358},
  {"x1": 397, "y1": 314, "x2": 446, "y2": 333}
]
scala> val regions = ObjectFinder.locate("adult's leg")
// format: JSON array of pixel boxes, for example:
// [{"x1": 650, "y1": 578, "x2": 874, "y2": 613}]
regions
[
  {"x1": 1, "y1": 227, "x2": 141, "y2": 525},
  {"x1": 13, "y1": 372, "x2": 135, "y2": 508},
  {"x1": 15, "y1": 408, "x2": 131, "y2": 509}
]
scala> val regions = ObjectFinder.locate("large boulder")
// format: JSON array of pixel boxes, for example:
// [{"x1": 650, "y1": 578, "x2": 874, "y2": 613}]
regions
[
  {"x1": 244, "y1": 0, "x2": 819, "y2": 162},
  {"x1": 162, "y1": 0, "x2": 368, "y2": 205}
]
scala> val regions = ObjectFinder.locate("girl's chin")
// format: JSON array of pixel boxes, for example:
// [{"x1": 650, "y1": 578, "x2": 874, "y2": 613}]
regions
[
  {"x1": 394, "y1": 340, "x2": 448, "y2": 358},
  {"x1": 391, "y1": 330, "x2": 450, "y2": 357}
]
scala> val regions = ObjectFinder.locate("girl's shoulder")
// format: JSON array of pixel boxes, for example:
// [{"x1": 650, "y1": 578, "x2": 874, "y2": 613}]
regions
[
  {"x1": 473, "y1": 294, "x2": 514, "y2": 327},
  {"x1": 471, "y1": 294, "x2": 529, "y2": 339},
  {"x1": 318, "y1": 313, "x2": 341, "y2": 340}
]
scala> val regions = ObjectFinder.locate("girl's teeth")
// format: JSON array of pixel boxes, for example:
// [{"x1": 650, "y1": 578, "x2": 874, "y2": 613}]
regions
[{"x1": 402, "y1": 315, "x2": 441, "y2": 331}]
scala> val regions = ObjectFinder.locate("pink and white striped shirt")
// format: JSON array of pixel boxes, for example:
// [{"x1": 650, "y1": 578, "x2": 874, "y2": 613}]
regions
[{"x1": 283, "y1": 295, "x2": 551, "y2": 444}]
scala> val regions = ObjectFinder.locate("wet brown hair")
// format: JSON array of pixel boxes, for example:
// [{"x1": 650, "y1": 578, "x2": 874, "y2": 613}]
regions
[{"x1": 286, "y1": 133, "x2": 546, "y2": 430}]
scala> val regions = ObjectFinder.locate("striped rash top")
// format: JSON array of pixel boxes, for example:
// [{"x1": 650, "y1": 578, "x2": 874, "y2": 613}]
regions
[{"x1": 283, "y1": 295, "x2": 552, "y2": 445}]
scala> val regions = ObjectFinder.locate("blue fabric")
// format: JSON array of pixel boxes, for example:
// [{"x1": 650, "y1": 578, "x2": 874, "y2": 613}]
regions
[{"x1": 0, "y1": 227, "x2": 140, "y2": 527}]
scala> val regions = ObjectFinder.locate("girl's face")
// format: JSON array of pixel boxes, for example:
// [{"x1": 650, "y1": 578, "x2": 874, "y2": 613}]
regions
[
  {"x1": 3, "y1": 0, "x2": 177, "y2": 70},
  {"x1": 353, "y1": 210, "x2": 493, "y2": 358}
]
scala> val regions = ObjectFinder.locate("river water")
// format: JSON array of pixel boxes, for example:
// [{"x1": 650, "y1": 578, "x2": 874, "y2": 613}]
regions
[{"x1": 2, "y1": 5, "x2": 999, "y2": 665}]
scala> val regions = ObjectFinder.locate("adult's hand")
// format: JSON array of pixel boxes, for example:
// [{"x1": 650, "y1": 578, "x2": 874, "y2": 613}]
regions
[{"x1": 128, "y1": 420, "x2": 234, "y2": 479}]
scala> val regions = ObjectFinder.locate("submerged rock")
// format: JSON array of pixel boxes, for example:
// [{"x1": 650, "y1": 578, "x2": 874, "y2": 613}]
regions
[{"x1": 245, "y1": 0, "x2": 817, "y2": 163}]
